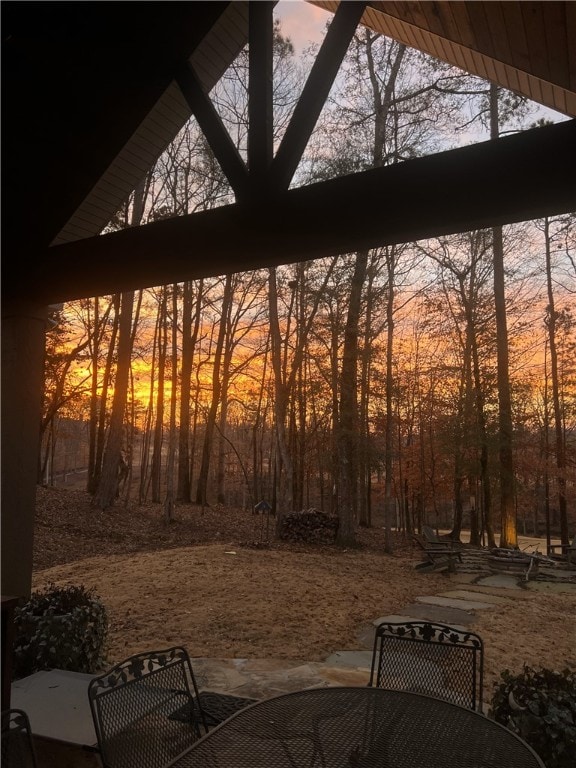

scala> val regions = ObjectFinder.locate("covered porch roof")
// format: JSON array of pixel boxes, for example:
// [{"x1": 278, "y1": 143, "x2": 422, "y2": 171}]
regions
[{"x1": 2, "y1": 1, "x2": 575, "y2": 306}]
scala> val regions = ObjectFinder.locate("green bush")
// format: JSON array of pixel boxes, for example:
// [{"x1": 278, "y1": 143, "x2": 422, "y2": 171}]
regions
[
  {"x1": 490, "y1": 665, "x2": 576, "y2": 768},
  {"x1": 13, "y1": 582, "x2": 108, "y2": 680}
]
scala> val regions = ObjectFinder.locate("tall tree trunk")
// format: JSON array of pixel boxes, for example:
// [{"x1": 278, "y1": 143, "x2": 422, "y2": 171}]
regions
[
  {"x1": 139, "y1": 315, "x2": 158, "y2": 505},
  {"x1": 490, "y1": 83, "x2": 517, "y2": 548},
  {"x1": 92, "y1": 290, "x2": 135, "y2": 510},
  {"x1": 358, "y1": 262, "x2": 376, "y2": 527},
  {"x1": 90, "y1": 296, "x2": 120, "y2": 494},
  {"x1": 543, "y1": 344, "x2": 552, "y2": 553},
  {"x1": 86, "y1": 176, "x2": 148, "y2": 507},
  {"x1": 337, "y1": 250, "x2": 368, "y2": 544},
  {"x1": 269, "y1": 266, "x2": 294, "y2": 518},
  {"x1": 365, "y1": 35, "x2": 406, "y2": 550},
  {"x1": 544, "y1": 217, "x2": 569, "y2": 548},
  {"x1": 252, "y1": 330, "x2": 270, "y2": 505},
  {"x1": 269, "y1": 262, "x2": 336, "y2": 521},
  {"x1": 177, "y1": 281, "x2": 193, "y2": 502},
  {"x1": 178, "y1": 280, "x2": 203, "y2": 502},
  {"x1": 87, "y1": 298, "x2": 101, "y2": 493},
  {"x1": 196, "y1": 275, "x2": 232, "y2": 506},
  {"x1": 151, "y1": 289, "x2": 168, "y2": 503},
  {"x1": 216, "y1": 340, "x2": 233, "y2": 505},
  {"x1": 163, "y1": 286, "x2": 179, "y2": 522},
  {"x1": 121, "y1": 289, "x2": 143, "y2": 506},
  {"x1": 470, "y1": 313, "x2": 495, "y2": 548},
  {"x1": 383, "y1": 247, "x2": 396, "y2": 553},
  {"x1": 329, "y1": 306, "x2": 341, "y2": 516},
  {"x1": 460, "y1": 249, "x2": 494, "y2": 547},
  {"x1": 453, "y1": 336, "x2": 471, "y2": 540}
]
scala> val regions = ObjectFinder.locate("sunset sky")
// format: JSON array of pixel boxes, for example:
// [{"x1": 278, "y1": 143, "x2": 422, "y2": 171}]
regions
[{"x1": 275, "y1": 0, "x2": 332, "y2": 54}]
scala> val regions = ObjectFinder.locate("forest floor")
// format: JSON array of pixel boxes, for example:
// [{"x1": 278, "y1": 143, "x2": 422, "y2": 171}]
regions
[{"x1": 33, "y1": 486, "x2": 575, "y2": 696}]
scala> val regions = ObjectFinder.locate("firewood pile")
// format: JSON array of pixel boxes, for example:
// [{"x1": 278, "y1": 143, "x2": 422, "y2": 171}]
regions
[{"x1": 279, "y1": 508, "x2": 339, "y2": 544}]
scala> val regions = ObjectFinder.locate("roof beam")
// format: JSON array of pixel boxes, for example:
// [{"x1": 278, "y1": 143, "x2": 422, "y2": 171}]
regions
[
  {"x1": 248, "y1": 1, "x2": 275, "y2": 196},
  {"x1": 26, "y1": 119, "x2": 576, "y2": 305},
  {"x1": 270, "y1": 1, "x2": 367, "y2": 191},
  {"x1": 1, "y1": 2, "x2": 233, "y2": 252},
  {"x1": 176, "y1": 63, "x2": 250, "y2": 202}
]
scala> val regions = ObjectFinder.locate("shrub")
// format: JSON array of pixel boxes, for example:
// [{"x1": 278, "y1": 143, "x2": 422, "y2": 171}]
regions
[
  {"x1": 13, "y1": 582, "x2": 108, "y2": 680},
  {"x1": 490, "y1": 665, "x2": 576, "y2": 768}
]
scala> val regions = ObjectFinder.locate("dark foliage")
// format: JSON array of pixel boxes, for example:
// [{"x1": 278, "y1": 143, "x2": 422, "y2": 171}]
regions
[
  {"x1": 490, "y1": 665, "x2": 576, "y2": 768},
  {"x1": 13, "y1": 582, "x2": 108, "y2": 680}
]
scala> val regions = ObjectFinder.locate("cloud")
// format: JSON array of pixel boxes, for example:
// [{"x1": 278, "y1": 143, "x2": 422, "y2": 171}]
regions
[{"x1": 275, "y1": 0, "x2": 332, "y2": 54}]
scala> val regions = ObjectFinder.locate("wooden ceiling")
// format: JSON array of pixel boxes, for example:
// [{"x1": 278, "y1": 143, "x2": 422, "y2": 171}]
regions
[
  {"x1": 313, "y1": 2, "x2": 576, "y2": 117},
  {"x1": 2, "y1": 2, "x2": 575, "y2": 307}
]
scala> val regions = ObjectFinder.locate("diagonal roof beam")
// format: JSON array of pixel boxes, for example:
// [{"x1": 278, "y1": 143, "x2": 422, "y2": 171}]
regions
[
  {"x1": 25, "y1": 120, "x2": 576, "y2": 305},
  {"x1": 176, "y1": 63, "x2": 250, "y2": 202},
  {"x1": 270, "y1": 1, "x2": 367, "y2": 192}
]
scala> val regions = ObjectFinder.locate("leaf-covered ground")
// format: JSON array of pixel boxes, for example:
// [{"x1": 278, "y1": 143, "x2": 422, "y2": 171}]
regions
[
  {"x1": 33, "y1": 486, "x2": 576, "y2": 695},
  {"x1": 33, "y1": 486, "x2": 400, "y2": 570}
]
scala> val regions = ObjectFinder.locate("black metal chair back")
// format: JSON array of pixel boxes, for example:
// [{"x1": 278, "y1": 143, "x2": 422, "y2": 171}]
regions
[
  {"x1": 369, "y1": 620, "x2": 484, "y2": 711},
  {"x1": 87, "y1": 646, "x2": 207, "y2": 768},
  {"x1": 1, "y1": 709, "x2": 38, "y2": 768}
]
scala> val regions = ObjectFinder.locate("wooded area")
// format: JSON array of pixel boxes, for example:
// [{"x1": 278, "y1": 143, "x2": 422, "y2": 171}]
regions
[{"x1": 40, "y1": 21, "x2": 575, "y2": 552}]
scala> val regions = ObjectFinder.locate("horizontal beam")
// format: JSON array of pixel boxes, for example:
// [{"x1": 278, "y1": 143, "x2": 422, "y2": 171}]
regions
[{"x1": 18, "y1": 119, "x2": 576, "y2": 304}]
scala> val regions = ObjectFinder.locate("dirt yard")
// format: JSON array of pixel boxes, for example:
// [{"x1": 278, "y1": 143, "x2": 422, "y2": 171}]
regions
[{"x1": 32, "y1": 486, "x2": 576, "y2": 696}]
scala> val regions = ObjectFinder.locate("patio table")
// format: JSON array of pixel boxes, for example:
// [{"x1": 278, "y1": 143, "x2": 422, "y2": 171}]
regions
[
  {"x1": 165, "y1": 686, "x2": 545, "y2": 767},
  {"x1": 11, "y1": 669, "x2": 98, "y2": 749}
]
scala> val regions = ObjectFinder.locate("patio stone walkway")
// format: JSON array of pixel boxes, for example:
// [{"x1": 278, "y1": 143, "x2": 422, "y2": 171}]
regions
[{"x1": 192, "y1": 560, "x2": 576, "y2": 702}]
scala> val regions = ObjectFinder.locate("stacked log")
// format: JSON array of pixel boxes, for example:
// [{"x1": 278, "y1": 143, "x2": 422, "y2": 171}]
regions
[{"x1": 279, "y1": 508, "x2": 339, "y2": 544}]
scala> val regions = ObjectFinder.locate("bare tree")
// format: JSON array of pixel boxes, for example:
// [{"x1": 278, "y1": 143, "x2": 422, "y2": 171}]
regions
[
  {"x1": 542, "y1": 216, "x2": 573, "y2": 550},
  {"x1": 92, "y1": 289, "x2": 136, "y2": 510},
  {"x1": 163, "y1": 285, "x2": 180, "y2": 522},
  {"x1": 177, "y1": 279, "x2": 204, "y2": 502},
  {"x1": 490, "y1": 84, "x2": 517, "y2": 548},
  {"x1": 422, "y1": 232, "x2": 497, "y2": 547},
  {"x1": 196, "y1": 275, "x2": 233, "y2": 506},
  {"x1": 150, "y1": 287, "x2": 169, "y2": 503},
  {"x1": 337, "y1": 250, "x2": 369, "y2": 543},
  {"x1": 268, "y1": 261, "x2": 337, "y2": 519}
]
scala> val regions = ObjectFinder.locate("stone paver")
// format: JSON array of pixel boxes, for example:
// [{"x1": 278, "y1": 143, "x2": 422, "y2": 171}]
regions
[
  {"x1": 193, "y1": 657, "x2": 338, "y2": 699},
  {"x1": 390, "y1": 602, "x2": 477, "y2": 625},
  {"x1": 416, "y1": 594, "x2": 496, "y2": 611},
  {"x1": 435, "y1": 589, "x2": 512, "y2": 605},
  {"x1": 475, "y1": 574, "x2": 524, "y2": 589},
  {"x1": 315, "y1": 665, "x2": 372, "y2": 687},
  {"x1": 322, "y1": 650, "x2": 373, "y2": 670}
]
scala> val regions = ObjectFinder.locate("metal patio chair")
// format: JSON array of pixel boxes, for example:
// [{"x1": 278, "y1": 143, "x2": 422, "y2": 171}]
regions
[
  {"x1": 88, "y1": 646, "x2": 207, "y2": 768},
  {"x1": 88, "y1": 646, "x2": 258, "y2": 768},
  {"x1": 369, "y1": 620, "x2": 484, "y2": 711},
  {"x1": 1, "y1": 708, "x2": 39, "y2": 768}
]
